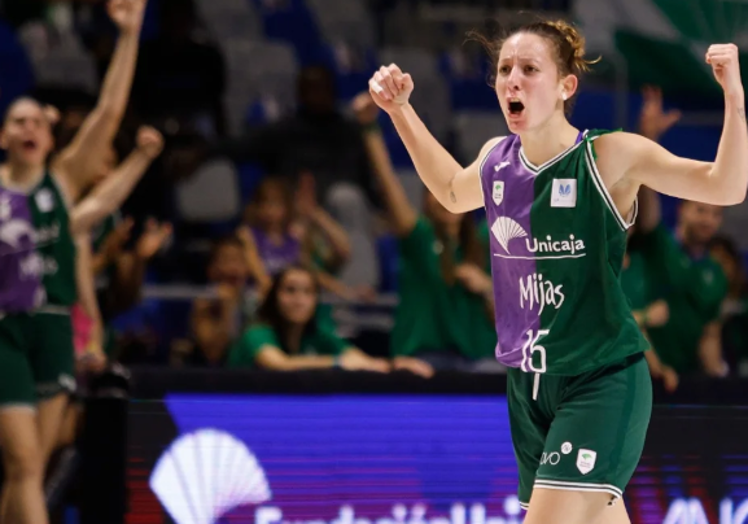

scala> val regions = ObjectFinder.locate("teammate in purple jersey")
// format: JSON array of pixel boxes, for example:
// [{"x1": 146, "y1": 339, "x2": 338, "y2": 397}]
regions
[
  {"x1": 368, "y1": 18, "x2": 747, "y2": 524},
  {"x1": 0, "y1": 1, "x2": 147, "y2": 521}
]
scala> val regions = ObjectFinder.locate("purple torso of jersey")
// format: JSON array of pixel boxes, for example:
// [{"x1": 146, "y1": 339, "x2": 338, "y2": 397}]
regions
[
  {"x1": 0, "y1": 189, "x2": 43, "y2": 312},
  {"x1": 252, "y1": 227, "x2": 301, "y2": 276}
]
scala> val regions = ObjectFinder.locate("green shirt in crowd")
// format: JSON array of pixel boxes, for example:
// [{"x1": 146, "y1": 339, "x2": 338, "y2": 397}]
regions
[
  {"x1": 620, "y1": 250, "x2": 656, "y2": 312},
  {"x1": 636, "y1": 224, "x2": 728, "y2": 374},
  {"x1": 227, "y1": 323, "x2": 350, "y2": 369},
  {"x1": 390, "y1": 217, "x2": 496, "y2": 360}
]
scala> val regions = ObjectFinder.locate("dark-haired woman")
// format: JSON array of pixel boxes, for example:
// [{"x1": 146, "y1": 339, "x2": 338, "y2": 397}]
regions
[
  {"x1": 367, "y1": 18, "x2": 747, "y2": 524},
  {"x1": 228, "y1": 266, "x2": 433, "y2": 377}
]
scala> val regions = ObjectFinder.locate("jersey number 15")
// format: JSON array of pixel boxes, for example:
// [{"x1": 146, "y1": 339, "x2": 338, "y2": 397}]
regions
[{"x1": 521, "y1": 329, "x2": 548, "y2": 373}]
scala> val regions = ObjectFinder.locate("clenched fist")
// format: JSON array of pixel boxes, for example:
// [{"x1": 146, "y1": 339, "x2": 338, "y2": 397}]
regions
[
  {"x1": 136, "y1": 126, "x2": 164, "y2": 160},
  {"x1": 368, "y1": 64, "x2": 414, "y2": 113},
  {"x1": 706, "y1": 44, "x2": 744, "y2": 102}
]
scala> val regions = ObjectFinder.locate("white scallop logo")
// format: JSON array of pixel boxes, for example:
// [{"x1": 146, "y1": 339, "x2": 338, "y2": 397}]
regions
[{"x1": 150, "y1": 428, "x2": 271, "y2": 524}]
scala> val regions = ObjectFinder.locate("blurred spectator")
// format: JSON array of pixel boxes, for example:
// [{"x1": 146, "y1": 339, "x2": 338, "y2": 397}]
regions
[
  {"x1": 211, "y1": 65, "x2": 381, "y2": 210},
  {"x1": 228, "y1": 265, "x2": 433, "y2": 377},
  {"x1": 353, "y1": 93, "x2": 498, "y2": 372},
  {"x1": 131, "y1": 0, "x2": 226, "y2": 138},
  {"x1": 238, "y1": 173, "x2": 372, "y2": 300},
  {"x1": 629, "y1": 87, "x2": 728, "y2": 378},
  {"x1": 621, "y1": 87, "x2": 679, "y2": 392},
  {"x1": 622, "y1": 229, "x2": 677, "y2": 392},
  {"x1": 190, "y1": 235, "x2": 253, "y2": 366},
  {"x1": 710, "y1": 236, "x2": 748, "y2": 374}
]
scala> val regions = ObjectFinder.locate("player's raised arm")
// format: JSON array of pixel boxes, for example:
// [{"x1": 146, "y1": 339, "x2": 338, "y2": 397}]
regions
[
  {"x1": 602, "y1": 45, "x2": 747, "y2": 206},
  {"x1": 368, "y1": 64, "x2": 496, "y2": 214},
  {"x1": 53, "y1": 0, "x2": 147, "y2": 201}
]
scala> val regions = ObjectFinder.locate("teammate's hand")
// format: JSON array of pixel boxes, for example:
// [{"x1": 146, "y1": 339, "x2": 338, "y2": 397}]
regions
[
  {"x1": 644, "y1": 299, "x2": 669, "y2": 328},
  {"x1": 368, "y1": 64, "x2": 414, "y2": 113},
  {"x1": 706, "y1": 44, "x2": 744, "y2": 101},
  {"x1": 108, "y1": 0, "x2": 147, "y2": 35},
  {"x1": 43, "y1": 105, "x2": 61, "y2": 127},
  {"x1": 392, "y1": 356, "x2": 435, "y2": 378},
  {"x1": 136, "y1": 126, "x2": 164, "y2": 160},
  {"x1": 338, "y1": 350, "x2": 391, "y2": 373},
  {"x1": 136, "y1": 218, "x2": 172, "y2": 259},
  {"x1": 455, "y1": 263, "x2": 492, "y2": 295},
  {"x1": 294, "y1": 171, "x2": 318, "y2": 219},
  {"x1": 660, "y1": 365, "x2": 679, "y2": 393},
  {"x1": 639, "y1": 86, "x2": 681, "y2": 142},
  {"x1": 351, "y1": 92, "x2": 380, "y2": 125},
  {"x1": 100, "y1": 217, "x2": 134, "y2": 260}
]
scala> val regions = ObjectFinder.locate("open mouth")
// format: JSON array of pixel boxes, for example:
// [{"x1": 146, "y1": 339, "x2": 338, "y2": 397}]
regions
[
  {"x1": 21, "y1": 139, "x2": 38, "y2": 152},
  {"x1": 508, "y1": 100, "x2": 525, "y2": 116}
]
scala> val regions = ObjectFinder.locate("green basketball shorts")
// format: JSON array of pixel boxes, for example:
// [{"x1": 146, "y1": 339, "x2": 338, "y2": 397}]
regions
[
  {"x1": 507, "y1": 352, "x2": 652, "y2": 509},
  {"x1": 0, "y1": 309, "x2": 76, "y2": 407}
]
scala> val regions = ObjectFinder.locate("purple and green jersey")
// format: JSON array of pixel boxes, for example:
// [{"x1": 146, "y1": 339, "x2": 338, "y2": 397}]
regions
[
  {"x1": 480, "y1": 130, "x2": 648, "y2": 376},
  {"x1": 0, "y1": 171, "x2": 76, "y2": 313}
]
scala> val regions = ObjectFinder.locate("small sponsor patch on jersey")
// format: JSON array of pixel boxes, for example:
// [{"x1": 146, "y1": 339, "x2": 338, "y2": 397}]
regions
[
  {"x1": 551, "y1": 179, "x2": 577, "y2": 208},
  {"x1": 492, "y1": 181, "x2": 505, "y2": 205},
  {"x1": 576, "y1": 448, "x2": 597, "y2": 475},
  {"x1": 35, "y1": 189, "x2": 55, "y2": 213}
]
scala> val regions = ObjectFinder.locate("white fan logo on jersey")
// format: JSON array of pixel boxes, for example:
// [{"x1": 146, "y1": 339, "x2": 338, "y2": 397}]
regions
[
  {"x1": 150, "y1": 428, "x2": 272, "y2": 524},
  {"x1": 491, "y1": 217, "x2": 527, "y2": 254}
]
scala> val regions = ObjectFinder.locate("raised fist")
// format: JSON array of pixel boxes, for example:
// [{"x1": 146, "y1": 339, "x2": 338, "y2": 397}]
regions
[
  {"x1": 706, "y1": 44, "x2": 744, "y2": 101},
  {"x1": 107, "y1": 0, "x2": 147, "y2": 35},
  {"x1": 368, "y1": 64, "x2": 414, "y2": 113},
  {"x1": 136, "y1": 126, "x2": 164, "y2": 160}
]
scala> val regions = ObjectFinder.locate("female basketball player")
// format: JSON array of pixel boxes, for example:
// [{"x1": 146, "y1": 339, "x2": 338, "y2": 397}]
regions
[
  {"x1": 367, "y1": 20, "x2": 747, "y2": 524},
  {"x1": 0, "y1": 1, "x2": 147, "y2": 522}
]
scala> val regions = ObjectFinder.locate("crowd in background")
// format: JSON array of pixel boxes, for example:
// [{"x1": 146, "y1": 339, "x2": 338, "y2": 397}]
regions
[{"x1": 1, "y1": 0, "x2": 747, "y2": 393}]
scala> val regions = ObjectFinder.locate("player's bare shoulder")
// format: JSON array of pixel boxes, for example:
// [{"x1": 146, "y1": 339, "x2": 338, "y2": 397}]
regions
[{"x1": 589, "y1": 131, "x2": 649, "y2": 188}]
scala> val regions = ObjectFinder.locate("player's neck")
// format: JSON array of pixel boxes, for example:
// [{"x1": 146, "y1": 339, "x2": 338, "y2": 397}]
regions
[
  {"x1": 0, "y1": 161, "x2": 45, "y2": 192},
  {"x1": 519, "y1": 116, "x2": 579, "y2": 168}
]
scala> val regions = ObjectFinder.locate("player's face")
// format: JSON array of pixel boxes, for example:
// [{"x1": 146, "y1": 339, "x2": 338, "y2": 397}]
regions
[
  {"x1": 0, "y1": 100, "x2": 54, "y2": 168},
  {"x1": 680, "y1": 202, "x2": 723, "y2": 244},
  {"x1": 208, "y1": 244, "x2": 248, "y2": 287},
  {"x1": 277, "y1": 269, "x2": 317, "y2": 324},
  {"x1": 495, "y1": 33, "x2": 571, "y2": 133}
]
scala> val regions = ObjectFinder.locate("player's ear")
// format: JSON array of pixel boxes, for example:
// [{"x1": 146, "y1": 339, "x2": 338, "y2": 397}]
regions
[{"x1": 560, "y1": 74, "x2": 578, "y2": 102}]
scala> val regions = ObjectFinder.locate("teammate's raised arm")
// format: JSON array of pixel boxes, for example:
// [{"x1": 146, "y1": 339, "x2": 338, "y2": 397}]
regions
[
  {"x1": 600, "y1": 45, "x2": 747, "y2": 207},
  {"x1": 368, "y1": 65, "x2": 494, "y2": 214},
  {"x1": 53, "y1": 0, "x2": 147, "y2": 201}
]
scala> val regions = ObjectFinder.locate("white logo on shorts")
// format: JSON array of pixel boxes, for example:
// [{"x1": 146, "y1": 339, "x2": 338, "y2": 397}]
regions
[
  {"x1": 576, "y1": 448, "x2": 597, "y2": 475},
  {"x1": 561, "y1": 442, "x2": 573, "y2": 455}
]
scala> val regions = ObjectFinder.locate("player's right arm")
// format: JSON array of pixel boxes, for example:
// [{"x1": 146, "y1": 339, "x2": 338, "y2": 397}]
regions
[{"x1": 368, "y1": 65, "x2": 499, "y2": 214}]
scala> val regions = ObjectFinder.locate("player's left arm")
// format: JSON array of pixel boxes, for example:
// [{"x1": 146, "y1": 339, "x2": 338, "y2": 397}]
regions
[
  {"x1": 601, "y1": 45, "x2": 748, "y2": 207},
  {"x1": 52, "y1": 0, "x2": 147, "y2": 201},
  {"x1": 699, "y1": 321, "x2": 729, "y2": 377}
]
